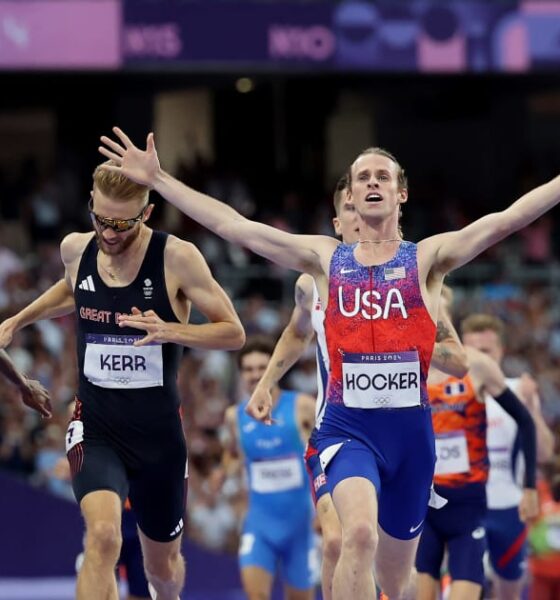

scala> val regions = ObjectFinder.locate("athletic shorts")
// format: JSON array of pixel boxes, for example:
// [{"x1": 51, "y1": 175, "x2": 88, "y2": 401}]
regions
[
  {"x1": 485, "y1": 506, "x2": 528, "y2": 581},
  {"x1": 315, "y1": 404, "x2": 436, "y2": 540},
  {"x1": 416, "y1": 497, "x2": 487, "y2": 585},
  {"x1": 66, "y1": 397, "x2": 188, "y2": 543},
  {"x1": 239, "y1": 516, "x2": 315, "y2": 589},
  {"x1": 304, "y1": 429, "x2": 330, "y2": 506}
]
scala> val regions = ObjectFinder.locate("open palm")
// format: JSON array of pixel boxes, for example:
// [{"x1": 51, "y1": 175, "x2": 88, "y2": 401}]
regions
[{"x1": 98, "y1": 127, "x2": 160, "y2": 187}]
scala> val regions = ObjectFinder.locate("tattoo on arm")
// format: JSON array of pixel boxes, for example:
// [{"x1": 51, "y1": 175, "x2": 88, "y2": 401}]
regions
[
  {"x1": 435, "y1": 345, "x2": 452, "y2": 364},
  {"x1": 436, "y1": 321, "x2": 452, "y2": 343},
  {"x1": 275, "y1": 360, "x2": 285, "y2": 369}
]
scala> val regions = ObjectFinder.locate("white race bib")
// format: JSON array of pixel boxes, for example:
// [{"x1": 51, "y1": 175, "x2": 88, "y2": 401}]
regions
[
  {"x1": 65, "y1": 420, "x2": 84, "y2": 453},
  {"x1": 84, "y1": 333, "x2": 163, "y2": 389},
  {"x1": 250, "y1": 456, "x2": 303, "y2": 493},
  {"x1": 342, "y1": 351, "x2": 421, "y2": 409},
  {"x1": 435, "y1": 431, "x2": 469, "y2": 475}
]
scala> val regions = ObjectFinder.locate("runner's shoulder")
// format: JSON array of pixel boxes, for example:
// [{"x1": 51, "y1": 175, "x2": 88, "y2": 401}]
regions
[{"x1": 60, "y1": 232, "x2": 95, "y2": 266}]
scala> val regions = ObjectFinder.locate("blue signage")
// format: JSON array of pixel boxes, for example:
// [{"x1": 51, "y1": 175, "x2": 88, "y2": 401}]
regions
[{"x1": 123, "y1": 0, "x2": 560, "y2": 72}]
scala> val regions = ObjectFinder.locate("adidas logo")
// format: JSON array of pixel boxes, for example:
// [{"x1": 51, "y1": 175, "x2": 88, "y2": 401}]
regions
[
  {"x1": 78, "y1": 276, "x2": 96, "y2": 292},
  {"x1": 169, "y1": 518, "x2": 184, "y2": 537}
]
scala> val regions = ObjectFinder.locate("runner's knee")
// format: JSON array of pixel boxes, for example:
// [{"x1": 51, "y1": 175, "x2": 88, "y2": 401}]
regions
[
  {"x1": 344, "y1": 521, "x2": 378, "y2": 555},
  {"x1": 86, "y1": 520, "x2": 122, "y2": 560}
]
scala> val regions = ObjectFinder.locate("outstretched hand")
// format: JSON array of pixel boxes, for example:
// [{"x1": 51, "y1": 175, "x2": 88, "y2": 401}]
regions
[
  {"x1": 117, "y1": 306, "x2": 167, "y2": 346},
  {"x1": 98, "y1": 127, "x2": 160, "y2": 188},
  {"x1": 20, "y1": 378, "x2": 52, "y2": 418},
  {"x1": 246, "y1": 385, "x2": 274, "y2": 425}
]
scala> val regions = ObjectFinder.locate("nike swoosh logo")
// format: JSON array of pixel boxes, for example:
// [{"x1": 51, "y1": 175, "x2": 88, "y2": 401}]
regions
[
  {"x1": 340, "y1": 268, "x2": 356, "y2": 274},
  {"x1": 409, "y1": 521, "x2": 423, "y2": 533}
]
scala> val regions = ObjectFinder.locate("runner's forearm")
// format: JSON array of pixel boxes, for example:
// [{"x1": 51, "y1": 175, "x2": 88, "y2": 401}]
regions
[
  {"x1": 257, "y1": 324, "x2": 313, "y2": 391},
  {"x1": 0, "y1": 349, "x2": 26, "y2": 388},
  {"x1": 164, "y1": 321, "x2": 245, "y2": 350},
  {"x1": 9, "y1": 281, "x2": 75, "y2": 330},
  {"x1": 153, "y1": 169, "x2": 243, "y2": 236}
]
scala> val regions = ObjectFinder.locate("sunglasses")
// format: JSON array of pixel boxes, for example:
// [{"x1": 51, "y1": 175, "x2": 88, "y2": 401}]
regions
[{"x1": 88, "y1": 197, "x2": 148, "y2": 233}]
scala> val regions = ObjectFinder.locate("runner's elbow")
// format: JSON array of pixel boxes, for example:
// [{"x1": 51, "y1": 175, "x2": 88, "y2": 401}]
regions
[{"x1": 228, "y1": 323, "x2": 246, "y2": 350}]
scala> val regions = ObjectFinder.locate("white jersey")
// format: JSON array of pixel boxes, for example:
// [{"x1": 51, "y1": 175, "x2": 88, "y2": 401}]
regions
[
  {"x1": 311, "y1": 280, "x2": 329, "y2": 427},
  {"x1": 486, "y1": 377, "x2": 524, "y2": 509}
]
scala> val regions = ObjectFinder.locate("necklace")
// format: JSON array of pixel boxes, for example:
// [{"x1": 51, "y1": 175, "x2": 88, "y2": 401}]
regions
[
  {"x1": 99, "y1": 260, "x2": 121, "y2": 281},
  {"x1": 97, "y1": 228, "x2": 148, "y2": 281},
  {"x1": 358, "y1": 238, "x2": 402, "y2": 244}
]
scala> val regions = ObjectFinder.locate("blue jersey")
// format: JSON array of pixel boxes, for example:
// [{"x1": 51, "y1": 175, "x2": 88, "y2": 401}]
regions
[
  {"x1": 237, "y1": 390, "x2": 315, "y2": 588},
  {"x1": 238, "y1": 390, "x2": 311, "y2": 529}
]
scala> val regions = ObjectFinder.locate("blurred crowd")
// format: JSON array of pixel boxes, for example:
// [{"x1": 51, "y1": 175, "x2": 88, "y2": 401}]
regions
[{"x1": 0, "y1": 156, "x2": 559, "y2": 591}]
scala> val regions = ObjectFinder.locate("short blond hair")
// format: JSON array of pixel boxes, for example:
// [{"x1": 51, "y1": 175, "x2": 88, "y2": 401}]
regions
[
  {"x1": 92, "y1": 160, "x2": 149, "y2": 204},
  {"x1": 460, "y1": 314, "x2": 506, "y2": 344}
]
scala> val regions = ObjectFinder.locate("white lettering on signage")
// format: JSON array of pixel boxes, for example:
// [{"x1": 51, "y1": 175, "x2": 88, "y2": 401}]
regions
[
  {"x1": 269, "y1": 25, "x2": 335, "y2": 61},
  {"x1": 338, "y1": 287, "x2": 408, "y2": 320}
]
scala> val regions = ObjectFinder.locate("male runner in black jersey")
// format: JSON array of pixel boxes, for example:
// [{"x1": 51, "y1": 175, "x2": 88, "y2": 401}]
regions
[{"x1": 0, "y1": 162, "x2": 245, "y2": 600}]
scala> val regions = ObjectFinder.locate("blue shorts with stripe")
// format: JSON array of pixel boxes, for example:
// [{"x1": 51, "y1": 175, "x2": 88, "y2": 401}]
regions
[
  {"x1": 315, "y1": 404, "x2": 436, "y2": 540},
  {"x1": 416, "y1": 492, "x2": 487, "y2": 585},
  {"x1": 485, "y1": 506, "x2": 528, "y2": 581}
]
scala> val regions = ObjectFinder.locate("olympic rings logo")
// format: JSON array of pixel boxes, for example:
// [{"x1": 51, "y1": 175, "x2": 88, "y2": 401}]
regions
[
  {"x1": 373, "y1": 397, "x2": 390, "y2": 406},
  {"x1": 112, "y1": 377, "x2": 132, "y2": 385}
]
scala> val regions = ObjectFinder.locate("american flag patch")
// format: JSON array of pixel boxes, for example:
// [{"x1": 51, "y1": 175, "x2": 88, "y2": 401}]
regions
[{"x1": 384, "y1": 266, "x2": 406, "y2": 281}]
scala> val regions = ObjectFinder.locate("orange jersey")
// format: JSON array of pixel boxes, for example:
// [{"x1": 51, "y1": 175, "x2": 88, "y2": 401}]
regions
[{"x1": 428, "y1": 375, "x2": 488, "y2": 489}]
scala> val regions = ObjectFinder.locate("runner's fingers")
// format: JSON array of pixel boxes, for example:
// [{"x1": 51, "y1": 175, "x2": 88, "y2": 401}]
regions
[
  {"x1": 98, "y1": 147, "x2": 122, "y2": 164},
  {"x1": 113, "y1": 126, "x2": 133, "y2": 149},
  {"x1": 100, "y1": 135, "x2": 125, "y2": 155},
  {"x1": 134, "y1": 334, "x2": 155, "y2": 347},
  {"x1": 118, "y1": 319, "x2": 150, "y2": 331}
]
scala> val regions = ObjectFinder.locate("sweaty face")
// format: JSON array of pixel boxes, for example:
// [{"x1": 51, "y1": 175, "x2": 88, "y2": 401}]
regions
[
  {"x1": 333, "y1": 199, "x2": 360, "y2": 244},
  {"x1": 350, "y1": 153, "x2": 405, "y2": 222},
  {"x1": 239, "y1": 351, "x2": 271, "y2": 396},
  {"x1": 90, "y1": 193, "x2": 146, "y2": 256},
  {"x1": 462, "y1": 329, "x2": 503, "y2": 362}
]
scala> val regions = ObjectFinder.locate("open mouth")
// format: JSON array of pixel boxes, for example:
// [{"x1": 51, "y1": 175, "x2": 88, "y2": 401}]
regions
[{"x1": 365, "y1": 193, "x2": 382, "y2": 203}]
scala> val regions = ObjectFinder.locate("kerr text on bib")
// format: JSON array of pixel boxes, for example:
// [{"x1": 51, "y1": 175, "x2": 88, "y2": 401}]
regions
[{"x1": 84, "y1": 333, "x2": 164, "y2": 389}]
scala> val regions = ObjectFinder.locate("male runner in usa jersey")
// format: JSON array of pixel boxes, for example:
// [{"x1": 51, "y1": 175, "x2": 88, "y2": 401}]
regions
[
  {"x1": 99, "y1": 126, "x2": 560, "y2": 600},
  {"x1": 249, "y1": 179, "x2": 468, "y2": 600},
  {"x1": 461, "y1": 313, "x2": 554, "y2": 600}
]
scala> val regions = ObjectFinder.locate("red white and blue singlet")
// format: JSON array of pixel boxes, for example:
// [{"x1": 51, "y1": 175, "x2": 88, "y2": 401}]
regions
[
  {"x1": 315, "y1": 241, "x2": 438, "y2": 540},
  {"x1": 325, "y1": 241, "x2": 436, "y2": 409}
]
